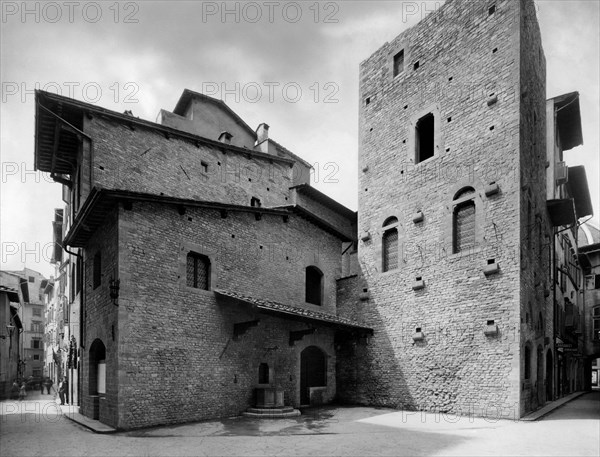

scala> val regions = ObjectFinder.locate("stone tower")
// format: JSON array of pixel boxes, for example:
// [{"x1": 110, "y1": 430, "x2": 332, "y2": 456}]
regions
[{"x1": 348, "y1": 0, "x2": 547, "y2": 417}]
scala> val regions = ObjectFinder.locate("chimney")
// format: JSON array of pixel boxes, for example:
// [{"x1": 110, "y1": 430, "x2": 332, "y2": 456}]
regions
[
  {"x1": 218, "y1": 131, "x2": 233, "y2": 144},
  {"x1": 255, "y1": 123, "x2": 269, "y2": 153}
]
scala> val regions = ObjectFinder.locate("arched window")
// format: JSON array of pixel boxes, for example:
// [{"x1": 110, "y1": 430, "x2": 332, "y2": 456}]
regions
[
  {"x1": 453, "y1": 187, "x2": 476, "y2": 254},
  {"x1": 305, "y1": 266, "x2": 323, "y2": 306},
  {"x1": 382, "y1": 217, "x2": 399, "y2": 272},
  {"x1": 524, "y1": 344, "x2": 531, "y2": 379},
  {"x1": 186, "y1": 252, "x2": 210, "y2": 290}
]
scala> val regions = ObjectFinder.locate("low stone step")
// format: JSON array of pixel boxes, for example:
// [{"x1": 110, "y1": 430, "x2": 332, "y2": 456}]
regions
[{"x1": 242, "y1": 406, "x2": 301, "y2": 418}]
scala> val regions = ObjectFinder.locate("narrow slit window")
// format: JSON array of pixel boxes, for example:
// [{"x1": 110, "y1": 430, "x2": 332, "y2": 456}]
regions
[
  {"x1": 415, "y1": 113, "x2": 435, "y2": 163},
  {"x1": 382, "y1": 217, "x2": 399, "y2": 272},
  {"x1": 452, "y1": 188, "x2": 476, "y2": 254},
  {"x1": 393, "y1": 50, "x2": 404, "y2": 77},
  {"x1": 93, "y1": 252, "x2": 101, "y2": 289}
]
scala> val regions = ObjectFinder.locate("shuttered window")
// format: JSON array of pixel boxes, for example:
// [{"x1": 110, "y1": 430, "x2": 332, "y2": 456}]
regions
[
  {"x1": 383, "y1": 228, "x2": 398, "y2": 272},
  {"x1": 453, "y1": 188, "x2": 476, "y2": 254},
  {"x1": 186, "y1": 253, "x2": 210, "y2": 290},
  {"x1": 454, "y1": 202, "x2": 476, "y2": 253}
]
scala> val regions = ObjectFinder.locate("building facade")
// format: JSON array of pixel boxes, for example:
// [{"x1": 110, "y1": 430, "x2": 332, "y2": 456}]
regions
[
  {"x1": 34, "y1": 88, "x2": 367, "y2": 429},
  {"x1": 0, "y1": 285, "x2": 23, "y2": 398},
  {"x1": 33, "y1": 0, "x2": 595, "y2": 429},
  {"x1": 0, "y1": 269, "x2": 47, "y2": 380}
]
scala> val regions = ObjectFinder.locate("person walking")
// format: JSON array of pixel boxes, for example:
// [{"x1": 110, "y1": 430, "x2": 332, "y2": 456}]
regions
[
  {"x1": 58, "y1": 377, "x2": 69, "y2": 405},
  {"x1": 10, "y1": 380, "x2": 19, "y2": 400},
  {"x1": 40, "y1": 378, "x2": 46, "y2": 395},
  {"x1": 18, "y1": 382, "x2": 26, "y2": 401},
  {"x1": 45, "y1": 377, "x2": 53, "y2": 395}
]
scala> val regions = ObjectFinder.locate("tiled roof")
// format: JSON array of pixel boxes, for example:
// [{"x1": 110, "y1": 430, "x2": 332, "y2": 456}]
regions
[
  {"x1": 215, "y1": 289, "x2": 372, "y2": 333},
  {"x1": 0, "y1": 285, "x2": 20, "y2": 302}
]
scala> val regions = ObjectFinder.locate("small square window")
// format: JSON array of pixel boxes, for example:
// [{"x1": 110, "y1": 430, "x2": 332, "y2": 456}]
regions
[
  {"x1": 201, "y1": 161, "x2": 208, "y2": 173},
  {"x1": 413, "y1": 61, "x2": 420, "y2": 70},
  {"x1": 28, "y1": 276, "x2": 35, "y2": 283},
  {"x1": 251, "y1": 197, "x2": 262, "y2": 208},
  {"x1": 489, "y1": 5, "x2": 496, "y2": 15}
]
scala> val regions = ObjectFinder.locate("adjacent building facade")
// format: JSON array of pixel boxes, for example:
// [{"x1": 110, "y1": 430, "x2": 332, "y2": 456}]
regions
[
  {"x1": 33, "y1": 0, "x2": 595, "y2": 429},
  {"x1": 0, "y1": 268, "x2": 46, "y2": 382}
]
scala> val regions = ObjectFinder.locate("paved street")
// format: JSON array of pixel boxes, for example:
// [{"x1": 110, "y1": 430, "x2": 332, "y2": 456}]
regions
[{"x1": 1, "y1": 391, "x2": 599, "y2": 456}]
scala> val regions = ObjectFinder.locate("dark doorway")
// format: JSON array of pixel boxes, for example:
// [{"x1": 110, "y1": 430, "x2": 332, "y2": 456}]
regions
[
  {"x1": 546, "y1": 350, "x2": 553, "y2": 401},
  {"x1": 300, "y1": 346, "x2": 326, "y2": 405},
  {"x1": 89, "y1": 339, "x2": 106, "y2": 395}
]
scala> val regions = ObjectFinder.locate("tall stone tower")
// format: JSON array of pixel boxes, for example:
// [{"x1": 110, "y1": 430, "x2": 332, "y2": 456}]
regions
[{"x1": 351, "y1": 0, "x2": 547, "y2": 417}]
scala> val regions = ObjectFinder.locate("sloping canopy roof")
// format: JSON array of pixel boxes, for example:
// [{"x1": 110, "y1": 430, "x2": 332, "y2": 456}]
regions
[
  {"x1": 215, "y1": 289, "x2": 373, "y2": 334},
  {"x1": 566, "y1": 166, "x2": 594, "y2": 219},
  {"x1": 551, "y1": 92, "x2": 583, "y2": 151}
]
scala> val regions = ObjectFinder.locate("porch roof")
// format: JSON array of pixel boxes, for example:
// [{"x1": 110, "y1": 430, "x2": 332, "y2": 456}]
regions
[{"x1": 214, "y1": 289, "x2": 373, "y2": 334}]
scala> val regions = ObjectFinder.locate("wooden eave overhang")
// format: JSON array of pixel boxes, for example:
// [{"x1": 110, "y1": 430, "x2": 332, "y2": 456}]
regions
[{"x1": 34, "y1": 90, "x2": 295, "y2": 178}]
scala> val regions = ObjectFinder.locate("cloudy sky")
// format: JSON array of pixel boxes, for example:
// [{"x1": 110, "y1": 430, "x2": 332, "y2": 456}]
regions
[{"x1": 1, "y1": 0, "x2": 598, "y2": 278}]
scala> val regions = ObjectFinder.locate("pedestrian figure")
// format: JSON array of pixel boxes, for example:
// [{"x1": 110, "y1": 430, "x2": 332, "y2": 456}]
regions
[
  {"x1": 10, "y1": 380, "x2": 19, "y2": 400},
  {"x1": 58, "y1": 377, "x2": 69, "y2": 405},
  {"x1": 40, "y1": 378, "x2": 45, "y2": 394},
  {"x1": 45, "y1": 377, "x2": 53, "y2": 395},
  {"x1": 18, "y1": 382, "x2": 26, "y2": 401}
]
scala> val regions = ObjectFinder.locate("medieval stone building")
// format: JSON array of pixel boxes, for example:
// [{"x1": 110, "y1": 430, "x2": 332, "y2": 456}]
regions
[
  {"x1": 337, "y1": 0, "x2": 592, "y2": 419},
  {"x1": 33, "y1": 0, "x2": 594, "y2": 430}
]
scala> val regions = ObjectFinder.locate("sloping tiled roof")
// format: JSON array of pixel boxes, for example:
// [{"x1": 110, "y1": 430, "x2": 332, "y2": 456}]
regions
[
  {"x1": 0, "y1": 285, "x2": 20, "y2": 302},
  {"x1": 215, "y1": 289, "x2": 372, "y2": 333}
]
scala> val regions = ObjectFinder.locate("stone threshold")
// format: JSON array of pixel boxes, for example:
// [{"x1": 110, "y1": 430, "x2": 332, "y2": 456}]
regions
[
  {"x1": 520, "y1": 391, "x2": 586, "y2": 421},
  {"x1": 60, "y1": 404, "x2": 117, "y2": 433}
]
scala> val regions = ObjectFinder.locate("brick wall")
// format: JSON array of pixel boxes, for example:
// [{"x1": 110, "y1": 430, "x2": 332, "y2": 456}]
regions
[
  {"x1": 80, "y1": 209, "x2": 119, "y2": 427},
  {"x1": 343, "y1": 0, "x2": 546, "y2": 419},
  {"x1": 517, "y1": 0, "x2": 548, "y2": 415},
  {"x1": 85, "y1": 115, "x2": 294, "y2": 209},
  {"x1": 110, "y1": 201, "x2": 343, "y2": 429}
]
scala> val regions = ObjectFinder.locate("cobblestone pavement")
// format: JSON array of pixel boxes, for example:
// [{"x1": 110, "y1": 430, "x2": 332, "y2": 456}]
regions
[{"x1": 1, "y1": 391, "x2": 598, "y2": 456}]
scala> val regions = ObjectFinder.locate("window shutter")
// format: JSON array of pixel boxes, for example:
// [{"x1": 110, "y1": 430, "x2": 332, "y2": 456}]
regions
[
  {"x1": 383, "y1": 228, "x2": 398, "y2": 272},
  {"x1": 454, "y1": 202, "x2": 476, "y2": 253}
]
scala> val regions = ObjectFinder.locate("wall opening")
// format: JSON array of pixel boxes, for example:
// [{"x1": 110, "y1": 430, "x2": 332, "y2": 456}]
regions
[
  {"x1": 186, "y1": 252, "x2": 210, "y2": 290},
  {"x1": 415, "y1": 113, "x2": 435, "y2": 163},
  {"x1": 300, "y1": 346, "x2": 327, "y2": 405},
  {"x1": 305, "y1": 266, "x2": 323, "y2": 306},
  {"x1": 393, "y1": 49, "x2": 404, "y2": 76},
  {"x1": 258, "y1": 363, "x2": 269, "y2": 384}
]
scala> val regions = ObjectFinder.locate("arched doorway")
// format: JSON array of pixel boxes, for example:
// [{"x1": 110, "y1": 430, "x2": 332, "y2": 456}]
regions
[
  {"x1": 546, "y1": 350, "x2": 553, "y2": 401},
  {"x1": 300, "y1": 346, "x2": 326, "y2": 405},
  {"x1": 89, "y1": 339, "x2": 106, "y2": 396}
]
